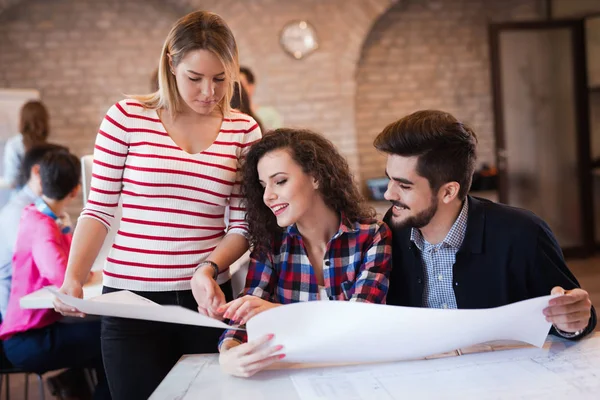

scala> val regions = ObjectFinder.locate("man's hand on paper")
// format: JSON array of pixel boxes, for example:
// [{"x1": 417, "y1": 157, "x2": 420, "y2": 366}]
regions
[
  {"x1": 544, "y1": 286, "x2": 592, "y2": 333},
  {"x1": 53, "y1": 279, "x2": 86, "y2": 318},
  {"x1": 191, "y1": 265, "x2": 226, "y2": 319},
  {"x1": 218, "y1": 295, "x2": 281, "y2": 325},
  {"x1": 219, "y1": 334, "x2": 285, "y2": 378}
]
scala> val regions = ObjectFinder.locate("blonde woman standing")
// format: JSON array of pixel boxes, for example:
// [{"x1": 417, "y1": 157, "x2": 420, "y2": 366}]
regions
[{"x1": 53, "y1": 11, "x2": 261, "y2": 399}]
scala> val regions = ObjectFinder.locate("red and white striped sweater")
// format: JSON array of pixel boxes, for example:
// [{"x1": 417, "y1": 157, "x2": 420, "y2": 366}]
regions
[{"x1": 80, "y1": 99, "x2": 261, "y2": 291}]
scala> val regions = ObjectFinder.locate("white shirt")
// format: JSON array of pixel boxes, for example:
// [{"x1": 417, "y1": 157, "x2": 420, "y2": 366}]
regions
[{"x1": 3, "y1": 135, "x2": 25, "y2": 188}]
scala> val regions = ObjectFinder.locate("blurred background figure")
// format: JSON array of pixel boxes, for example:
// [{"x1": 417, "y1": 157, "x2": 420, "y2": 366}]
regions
[
  {"x1": 231, "y1": 82, "x2": 263, "y2": 132},
  {"x1": 239, "y1": 66, "x2": 283, "y2": 131},
  {"x1": 0, "y1": 149, "x2": 109, "y2": 399},
  {"x1": 0, "y1": 149, "x2": 110, "y2": 399},
  {"x1": 150, "y1": 68, "x2": 159, "y2": 92},
  {"x1": 0, "y1": 143, "x2": 67, "y2": 321},
  {"x1": 3, "y1": 100, "x2": 51, "y2": 189}
]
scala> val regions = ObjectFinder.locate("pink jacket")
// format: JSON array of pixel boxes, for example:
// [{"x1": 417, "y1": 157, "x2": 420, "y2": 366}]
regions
[{"x1": 0, "y1": 205, "x2": 72, "y2": 339}]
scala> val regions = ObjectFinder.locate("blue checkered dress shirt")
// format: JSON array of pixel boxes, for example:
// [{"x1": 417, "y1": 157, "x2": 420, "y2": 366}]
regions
[{"x1": 410, "y1": 200, "x2": 469, "y2": 309}]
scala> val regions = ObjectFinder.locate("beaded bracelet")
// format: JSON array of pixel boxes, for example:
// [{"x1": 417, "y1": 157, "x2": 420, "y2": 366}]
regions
[{"x1": 194, "y1": 260, "x2": 219, "y2": 280}]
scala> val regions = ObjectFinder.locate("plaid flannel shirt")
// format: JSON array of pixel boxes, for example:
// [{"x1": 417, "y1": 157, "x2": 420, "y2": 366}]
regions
[{"x1": 219, "y1": 217, "x2": 392, "y2": 346}]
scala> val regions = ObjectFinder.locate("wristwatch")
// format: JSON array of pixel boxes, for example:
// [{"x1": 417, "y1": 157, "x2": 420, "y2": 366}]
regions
[
  {"x1": 554, "y1": 325, "x2": 583, "y2": 339},
  {"x1": 194, "y1": 261, "x2": 219, "y2": 280}
]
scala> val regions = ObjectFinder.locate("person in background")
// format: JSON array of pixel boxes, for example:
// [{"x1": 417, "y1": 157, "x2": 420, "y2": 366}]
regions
[
  {"x1": 0, "y1": 143, "x2": 67, "y2": 320},
  {"x1": 0, "y1": 143, "x2": 98, "y2": 400},
  {"x1": 231, "y1": 82, "x2": 263, "y2": 132},
  {"x1": 376, "y1": 110, "x2": 596, "y2": 340},
  {"x1": 53, "y1": 11, "x2": 261, "y2": 399},
  {"x1": 150, "y1": 67, "x2": 159, "y2": 92},
  {"x1": 239, "y1": 66, "x2": 283, "y2": 131},
  {"x1": 0, "y1": 150, "x2": 110, "y2": 399},
  {"x1": 218, "y1": 129, "x2": 391, "y2": 377},
  {"x1": 3, "y1": 100, "x2": 51, "y2": 188}
]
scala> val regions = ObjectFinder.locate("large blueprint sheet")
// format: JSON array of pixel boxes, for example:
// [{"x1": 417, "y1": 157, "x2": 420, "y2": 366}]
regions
[
  {"x1": 54, "y1": 288, "x2": 553, "y2": 363},
  {"x1": 290, "y1": 337, "x2": 600, "y2": 400},
  {"x1": 149, "y1": 335, "x2": 600, "y2": 400},
  {"x1": 247, "y1": 295, "x2": 554, "y2": 363}
]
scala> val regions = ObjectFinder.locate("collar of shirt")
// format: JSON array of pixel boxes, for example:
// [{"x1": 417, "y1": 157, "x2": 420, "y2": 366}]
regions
[
  {"x1": 285, "y1": 212, "x2": 359, "y2": 240},
  {"x1": 20, "y1": 185, "x2": 38, "y2": 203},
  {"x1": 410, "y1": 199, "x2": 469, "y2": 251}
]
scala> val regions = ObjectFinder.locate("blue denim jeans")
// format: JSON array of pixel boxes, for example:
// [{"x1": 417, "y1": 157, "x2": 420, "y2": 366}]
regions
[{"x1": 3, "y1": 319, "x2": 110, "y2": 399}]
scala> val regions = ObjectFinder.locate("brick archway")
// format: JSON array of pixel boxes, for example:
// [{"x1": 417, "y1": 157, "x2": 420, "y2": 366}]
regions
[{"x1": 355, "y1": 0, "x2": 544, "y2": 191}]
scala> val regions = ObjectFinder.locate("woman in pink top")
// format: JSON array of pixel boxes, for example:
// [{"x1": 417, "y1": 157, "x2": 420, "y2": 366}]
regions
[{"x1": 0, "y1": 151, "x2": 110, "y2": 399}]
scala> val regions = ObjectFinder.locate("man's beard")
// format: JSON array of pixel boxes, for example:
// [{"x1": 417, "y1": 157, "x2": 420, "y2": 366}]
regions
[{"x1": 389, "y1": 197, "x2": 438, "y2": 230}]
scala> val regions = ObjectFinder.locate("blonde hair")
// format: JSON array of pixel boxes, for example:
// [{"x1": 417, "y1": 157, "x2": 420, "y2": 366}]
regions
[
  {"x1": 132, "y1": 11, "x2": 239, "y2": 118},
  {"x1": 20, "y1": 100, "x2": 49, "y2": 150}
]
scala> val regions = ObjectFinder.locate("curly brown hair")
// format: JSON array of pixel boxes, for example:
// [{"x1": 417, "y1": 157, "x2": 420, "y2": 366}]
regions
[{"x1": 242, "y1": 128, "x2": 375, "y2": 255}]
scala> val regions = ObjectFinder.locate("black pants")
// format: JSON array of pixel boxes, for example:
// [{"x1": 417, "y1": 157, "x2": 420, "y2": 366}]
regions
[
  {"x1": 3, "y1": 320, "x2": 110, "y2": 399},
  {"x1": 100, "y1": 282, "x2": 233, "y2": 400}
]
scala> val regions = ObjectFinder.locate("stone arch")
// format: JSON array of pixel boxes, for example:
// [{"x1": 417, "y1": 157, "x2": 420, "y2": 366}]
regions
[{"x1": 355, "y1": 0, "x2": 544, "y2": 192}]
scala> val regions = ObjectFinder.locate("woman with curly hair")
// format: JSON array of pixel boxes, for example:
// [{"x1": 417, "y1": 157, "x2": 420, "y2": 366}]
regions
[{"x1": 217, "y1": 128, "x2": 392, "y2": 377}]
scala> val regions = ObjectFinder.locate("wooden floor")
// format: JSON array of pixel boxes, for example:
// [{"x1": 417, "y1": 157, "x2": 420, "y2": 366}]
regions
[{"x1": 2, "y1": 255, "x2": 600, "y2": 400}]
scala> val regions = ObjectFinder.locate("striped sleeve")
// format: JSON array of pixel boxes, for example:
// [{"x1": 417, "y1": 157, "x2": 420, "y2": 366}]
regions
[
  {"x1": 350, "y1": 221, "x2": 392, "y2": 304},
  {"x1": 226, "y1": 118, "x2": 262, "y2": 237},
  {"x1": 219, "y1": 250, "x2": 278, "y2": 347},
  {"x1": 79, "y1": 101, "x2": 130, "y2": 229}
]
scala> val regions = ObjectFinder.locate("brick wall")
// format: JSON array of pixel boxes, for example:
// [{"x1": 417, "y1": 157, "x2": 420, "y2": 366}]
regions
[
  {"x1": 0, "y1": 0, "x2": 185, "y2": 157},
  {"x1": 356, "y1": 0, "x2": 545, "y2": 186},
  {"x1": 181, "y1": 0, "x2": 398, "y2": 175},
  {"x1": 0, "y1": 0, "x2": 397, "y2": 208},
  {"x1": 0, "y1": 0, "x2": 549, "y2": 206}
]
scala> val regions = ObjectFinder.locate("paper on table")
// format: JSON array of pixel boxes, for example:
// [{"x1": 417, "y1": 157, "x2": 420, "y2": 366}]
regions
[
  {"x1": 49, "y1": 289, "x2": 243, "y2": 331},
  {"x1": 246, "y1": 295, "x2": 554, "y2": 364},
  {"x1": 289, "y1": 343, "x2": 592, "y2": 400}
]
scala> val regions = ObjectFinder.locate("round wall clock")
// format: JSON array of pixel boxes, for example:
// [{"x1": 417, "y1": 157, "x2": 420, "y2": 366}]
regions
[{"x1": 279, "y1": 20, "x2": 319, "y2": 60}]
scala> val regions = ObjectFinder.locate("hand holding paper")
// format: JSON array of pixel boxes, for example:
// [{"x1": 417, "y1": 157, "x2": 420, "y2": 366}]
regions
[
  {"x1": 53, "y1": 280, "x2": 86, "y2": 318},
  {"x1": 219, "y1": 295, "x2": 282, "y2": 325},
  {"x1": 49, "y1": 288, "x2": 242, "y2": 331},
  {"x1": 246, "y1": 295, "x2": 555, "y2": 364},
  {"x1": 544, "y1": 287, "x2": 592, "y2": 333},
  {"x1": 219, "y1": 334, "x2": 285, "y2": 378},
  {"x1": 49, "y1": 289, "x2": 555, "y2": 366},
  {"x1": 191, "y1": 266, "x2": 226, "y2": 319}
]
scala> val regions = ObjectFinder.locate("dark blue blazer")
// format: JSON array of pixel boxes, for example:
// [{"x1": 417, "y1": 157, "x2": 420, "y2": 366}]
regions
[{"x1": 384, "y1": 196, "x2": 597, "y2": 339}]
